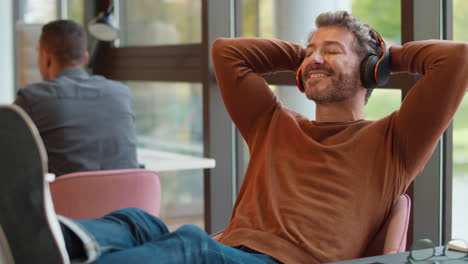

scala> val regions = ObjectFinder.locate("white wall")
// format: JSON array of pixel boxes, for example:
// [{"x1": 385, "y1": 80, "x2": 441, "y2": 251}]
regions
[{"x1": 0, "y1": 0, "x2": 14, "y2": 103}]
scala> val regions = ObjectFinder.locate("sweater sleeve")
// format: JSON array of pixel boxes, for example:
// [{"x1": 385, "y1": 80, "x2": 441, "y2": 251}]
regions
[
  {"x1": 391, "y1": 40, "x2": 468, "y2": 181},
  {"x1": 211, "y1": 37, "x2": 305, "y2": 140}
]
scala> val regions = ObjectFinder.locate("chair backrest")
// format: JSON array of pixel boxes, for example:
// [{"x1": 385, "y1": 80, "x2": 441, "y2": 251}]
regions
[
  {"x1": 363, "y1": 193, "x2": 411, "y2": 256},
  {"x1": 50, "y1": 169, "x2": 161, "y2": 219}
]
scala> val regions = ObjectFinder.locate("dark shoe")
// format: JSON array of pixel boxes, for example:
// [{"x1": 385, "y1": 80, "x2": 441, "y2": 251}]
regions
[{"x1": 0, "y1": 104, "x2": 69, "y2": 264}]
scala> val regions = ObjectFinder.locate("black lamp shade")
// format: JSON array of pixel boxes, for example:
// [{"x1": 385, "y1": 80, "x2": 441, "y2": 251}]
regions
[{"x1": 88, "y1": 12, "x2": 119, "y2": 41}]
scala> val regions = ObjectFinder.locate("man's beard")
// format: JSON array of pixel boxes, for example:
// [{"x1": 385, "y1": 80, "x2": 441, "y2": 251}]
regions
[{"x1": 304, "y1": 70, "x2": 361, "y2": 105}]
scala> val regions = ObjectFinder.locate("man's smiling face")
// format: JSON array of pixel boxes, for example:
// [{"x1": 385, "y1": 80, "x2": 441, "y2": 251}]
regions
[{"x1": 302, "y1": 25, "x2": 364, "y2": 104}]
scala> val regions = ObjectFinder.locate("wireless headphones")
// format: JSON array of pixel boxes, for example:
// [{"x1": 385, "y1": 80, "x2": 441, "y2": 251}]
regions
[{"x1": 295, "y1": 30, "x2": 391, "y2": 92}]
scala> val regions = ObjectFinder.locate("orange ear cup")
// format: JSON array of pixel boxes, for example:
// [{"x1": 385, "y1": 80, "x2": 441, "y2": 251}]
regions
[{"x1": 373, "y1": 33, "x2": 388, "y2": 86}]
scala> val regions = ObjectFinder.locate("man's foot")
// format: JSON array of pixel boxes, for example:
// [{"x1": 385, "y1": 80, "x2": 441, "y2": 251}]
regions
[{"x1": 0, "y1": 104, "x2": 69, "y2": 264}]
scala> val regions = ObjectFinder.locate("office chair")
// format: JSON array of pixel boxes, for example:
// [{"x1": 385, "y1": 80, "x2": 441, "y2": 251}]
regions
[{"x1": 50, "y1": 169, "x2": 161, "y2": 219}]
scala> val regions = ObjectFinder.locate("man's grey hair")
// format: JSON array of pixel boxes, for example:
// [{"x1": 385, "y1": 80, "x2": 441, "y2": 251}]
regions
[{"x1": 308, "y1": 11, "x2": 383, "y2": 103}]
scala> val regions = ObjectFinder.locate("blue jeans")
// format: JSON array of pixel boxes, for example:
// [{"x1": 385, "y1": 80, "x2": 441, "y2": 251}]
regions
[{"x1": 73, "y1": 208, "x2": 282, "y2": 264}]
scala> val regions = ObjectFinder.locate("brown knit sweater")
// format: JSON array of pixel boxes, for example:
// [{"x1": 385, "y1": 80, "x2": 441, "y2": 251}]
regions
[{"x1": 211, "y1": 37, "x2": 468, "y2": 264}]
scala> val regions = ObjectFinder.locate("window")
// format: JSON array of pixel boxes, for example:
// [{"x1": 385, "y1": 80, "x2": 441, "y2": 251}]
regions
[
  {"x1": 116, "y1": 0, "x2": 202, "y2": 47},
  {"x1": 16, "y1": 0, "x2": 57, "y2": 88},
  {"x1": 451, "y1": 97, "x2": 468, "y2": 240},
  {"x1": 15, "y1": 0, "x2": 84, "y2": 88},
  {"x1": 21, "y1": 0, "x2": 56, "y2": 23},
  {"x1": 126, "y1": 81, "x2": 204, "y2": 230},
  {"x1": 451, "y1": 0, "x2": 468, "y2": 240},
  {"x1": 67, "y1": 0, "x2": 84, "y2": 24},
  {"x1": 91, "y1": 0, "x2": 206, "y2": 229},
  {"x1": 365, "y1": 89, "x2": 401, "y2": 120},
  {"x1": 352, "y1": 0, "x2": 401, "y2": 45}
]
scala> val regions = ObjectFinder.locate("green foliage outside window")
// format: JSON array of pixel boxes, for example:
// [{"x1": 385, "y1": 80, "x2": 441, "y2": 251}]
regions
[
  {"x1": 67, "y1": 0, "x2": 84, "y2": 25},
  {"x1": 453, "y1": 0, "x2": 468, "y2": 179},
  {"x1": 351, "y1": 0, "x2": 401, "y2": 44},
  {"x1": 122, "y1": 0, "x2": 201, "y2": 45},
  {"x1": 454, "y1": 0, "x2": 468, "y2": 42}
]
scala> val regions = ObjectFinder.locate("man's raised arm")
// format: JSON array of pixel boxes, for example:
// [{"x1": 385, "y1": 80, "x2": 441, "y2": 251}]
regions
[
  {"x1": 391, "y1": 40, "x2": 468, "y2": 182},
  {"x1": 211, "y1": 38, "x2": 305, "y2": 140}
]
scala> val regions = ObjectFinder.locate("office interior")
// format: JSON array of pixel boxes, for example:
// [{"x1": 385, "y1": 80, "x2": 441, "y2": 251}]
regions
[{"x1": 0, "y1": 0, "x2": 467, "y2": 253}]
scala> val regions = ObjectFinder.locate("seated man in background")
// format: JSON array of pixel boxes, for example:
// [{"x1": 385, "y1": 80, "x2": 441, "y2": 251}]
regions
[
  {"x1": 2, "y1": 10, "x2": 468, "y2": 264},
  {"x1": 14, "y1": 19, "x2": 138, "y2": 176}
]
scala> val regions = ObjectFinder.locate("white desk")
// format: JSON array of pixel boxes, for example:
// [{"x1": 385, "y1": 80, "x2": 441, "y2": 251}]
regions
[{"x1": 137, "y1": 148, "x2": 216, "y2": 172}]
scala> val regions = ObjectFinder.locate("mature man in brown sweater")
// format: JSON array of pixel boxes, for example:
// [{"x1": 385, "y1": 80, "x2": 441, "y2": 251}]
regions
[{"x1": 1, "y1": 11, "x2": 467, "y2": 264}]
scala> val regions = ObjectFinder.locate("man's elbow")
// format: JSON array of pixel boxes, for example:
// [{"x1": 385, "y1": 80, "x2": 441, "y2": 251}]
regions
[
  {"x1": 211, "y1": 37, "x2": 230, "y2": 57},
  {"x1": 451, "y1": 42, "x2": 468, "y2": 65}
]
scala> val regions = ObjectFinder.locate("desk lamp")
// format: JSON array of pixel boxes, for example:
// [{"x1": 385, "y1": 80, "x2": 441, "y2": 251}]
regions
[{"x1": 87, "y1": 5, "x2": 119, "y2": 42}]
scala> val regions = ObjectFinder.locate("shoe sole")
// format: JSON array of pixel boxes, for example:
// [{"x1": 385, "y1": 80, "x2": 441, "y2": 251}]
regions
[{"x1": 0, "y1": 105, "x2": 69, "y2": 264}]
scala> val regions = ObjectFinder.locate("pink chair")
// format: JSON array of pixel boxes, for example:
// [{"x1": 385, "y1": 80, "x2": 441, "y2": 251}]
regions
[
  {"x1": 50, "y1": 169, "x2": 161, "y2": 219},
  {"x1": 212, "y1": 194, "x2": 411, "y2": 257},
  {"x1": 363, "y1": 193, "x2": 411, "y2": 256}
]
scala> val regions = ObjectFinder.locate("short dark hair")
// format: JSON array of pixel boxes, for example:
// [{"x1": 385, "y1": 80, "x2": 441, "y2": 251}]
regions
[
  {"x1": 40, "y1": 20, "x2": 87, "y2": 66},
  {"x1": 309, "y1": 11, "x2": 382, "y2": 104}
]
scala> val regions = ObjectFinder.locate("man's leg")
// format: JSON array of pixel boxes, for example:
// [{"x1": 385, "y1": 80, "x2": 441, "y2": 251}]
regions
[
  {"x1": 61, "y1": 207, "x2": 170, "y2": 260},
  {"x1": 92, "y1": 223, "x2": 280, "y2": 264},
  {"x1": 62, "y1": 208, "x2": 280, "y2": 264}
]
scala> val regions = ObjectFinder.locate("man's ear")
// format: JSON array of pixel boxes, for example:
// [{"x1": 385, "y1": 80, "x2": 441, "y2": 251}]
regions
[
  {"x1": 42, "y1": 49, "x2": 52, "y2": 68},
  {"x1": 82, "y1": 51, "x2": 90, "y2": 67}
]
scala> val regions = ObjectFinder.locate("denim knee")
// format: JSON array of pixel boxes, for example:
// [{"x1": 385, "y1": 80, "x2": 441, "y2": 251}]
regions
[
  {"x1": 176, "y1": 225, "x2": 207, "y2": 239},
  {"x1": 176, "y1": 225, "x2": 212, "y2": 244},
  {"x1": 105, "y1": 207, "x2": 161, "y2": 223},
  {"x1": 109, "y1": 207, "x2": 147, "y2": 217},
  {"x1": 103, "y1": 207, "x2": 168, "y2": 234},
  {"x1": 174, "y1": 225, "x2": 214, "y2": 257}
]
